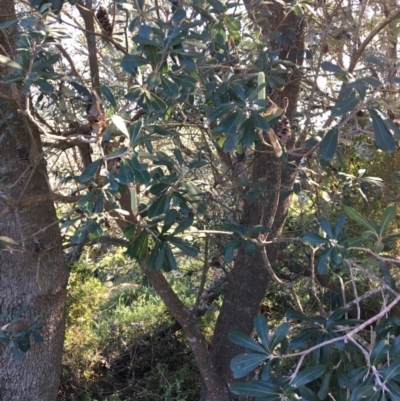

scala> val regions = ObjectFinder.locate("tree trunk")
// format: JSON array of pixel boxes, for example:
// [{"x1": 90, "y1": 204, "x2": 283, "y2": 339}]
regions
[
  {"x1": 201, "y1": 2, "x2": 305, "y2": 399},
  {"x1": 0, "y1": 1, "x2": 69, "y2": 400}
]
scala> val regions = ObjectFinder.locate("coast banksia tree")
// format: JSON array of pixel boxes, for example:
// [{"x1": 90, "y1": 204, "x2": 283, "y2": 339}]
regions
[{"x1": 3, "y1": 0, "x2": 400, "y2": 400}]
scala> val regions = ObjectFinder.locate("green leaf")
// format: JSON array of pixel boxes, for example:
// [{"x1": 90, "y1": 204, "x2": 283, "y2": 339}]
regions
[
  {"x1": 35, "y1": 79, "x2": 54, "y2": 93},
  {"x1": 321, "y1": 61, "x2": 348, "y2": 76},
  {"x1": 317, "y1": 248, "x2": 333, "y2": 275},
  {"x1": 230, "y1": 353, "x2": 268, "y2": 379},
  {"x1": 230, "y1": 381, "x2": 280, "y2": 397},
  {"x1": 286, "y1": 310, "x2": 318, "y2": 323},
  {"x1": 101, "y1": 85, "x2": 117, "y2": 109},
  {"x1": 171, "y1": 8, "x2": 186, "y2": 27},
  {"x1": 210, "y1": 104, "x2": 237, "y2": 121},
  {"x1": 171, "y1": 74, "x2": 198, "y2": 90},
  {"x1": 378, "y1": 356, "x2": 400, "y2": 381},
  {"x1": 71, "y1": 224, "x2": 88, "y2": 244},
  {"x1": 269, "y1": 322, "x2": 289, "y2": 351},
  {"x1": 290, "y1": 365, "x2": 326, "y2": 388},
  {"x1": 347, "y1": 79, "x2": 367, "y2": 99},
  {"x1": 142, "y1": 91, "x2": 168, "y2": 114},
  {"x1": 147, "y1": 242, "x2": 160, "y2": 271},
  {"x1": 381, "y1": 113, "x2": 400, "y2": 140},
  {"x1": 76, "y1": 190, "x2": 96, "y2": 207},
  {"x1": 60, "y1": 217, "x2": 81, "y2": 230},
  {"x1": 379, "y1": 205, "x2": 397, "y2": 237},
  {"x1": 326, "y1": 307, "x2": 353, "y2": 329},
  {"x1": 243, "y1": 240, "x2": 258, "y2": 255},
  {"x1": 301, "y1": 232, "x2": 328, "y2": 245},
  {"x1": 168, "y1": 236, "x2": 198, "y2": 257},
  {"x1": 362, "y1": 76, "x2": 382, "y2": 88},
  {"x1": 0, "y1": 55, "x2": 24, "y2": 70},
  {"x1": 123, "y1": 224, "x2": 136, "y2": 240},
  {"x1": 88, "y1": 221, "x2": 103, "y2": 240},
  {"x1": 155, "y1": 242, "x2": 166, "y2": 270},
  {"x1": 386, "y1": 382, "x2": 400, "y2": 401},
  {"x1": 318, "y1": 127, "x2": 338, "y2": 161},
  {"x1": 370, "y1": 339, "x2": 389, "y2": 367},
  {"x1": 320, "y1": 217, "x2": 333, "y2": 238},
  {"x1": 224, "y1": 238, "x2": 240, "y2": 263},
  {"x1": 224, "y1": 14, "x2": 241, "y2": 39},
  {"x1": 129, "y1": 120, "x2": 142, "y2": 147},
  {"x1": 331, "y1": 96, "x2": 360, "y2": 117},
  {"x1": 105, "y1": 147, "x2": 128, "y2": 159},
  {"x1": 254, "y1": 315, "x2": 269, "y2": 347},
  {"x1": 125, "y1": 85, "x2": 142, "y2": 101},
  {"x1": 241, "y1": 118, "x2": 257, "y2": 147},
  {"x1": 173, "y1": 216, "x2": 194, "y2": 235},
  {"x1": 148, "y1": 194, "x2": 170, "y2": 218},
  {"x1": 161, "y1": 75, "x2": 179, "y2": 98},
  {"x1": 77, "y1": 159, "x2": 102, "y2": 183},
  {"x1": 337, "y1": 369, "x2": 355, "y2": 390},
  {"x1": 126, "y1": 230, "x2": 148, "y2": 262},
  {"x1": 118, "y1": 159, "x2": 135, "y2": 184},
  {"x1": 378, "y1": 260, "x2": 396, "y2": 293},
  {"x1": 318, "y1": 369, "x2": 332, "y2": 400},
  {"x1": 334, "y1": 213, "x2": 346, "y2": 239},
  {"x1": 188, "y1": 160, "x2": 208, "y2": 169},
  {"x1": 369, "y1": 108, "x2": 396, "y2": 153},
  {"x1": 344, "y1": 206, "x2": 378, "y2": 233},
  {"x1": 111, "y1": 115, "x2": 129, "y2": 137},
  {"x1": 162, "y1": 209, "x2": 179, "y2": 233},
  {"x1": 147, "y1": 72, "x2": 161, "y2": 88},
  {"x1": 250, "y1": 110, "x2": 269, "y2": 130},
  {"x1": 131, "y1": 154, "x2": 147, "y2": 171},
  {"x1": 349, "y1": 386, "x2": 380, "y2": 401},
  {"x1": 345, "y1": 236, "x2": 368, "y2": 247},
  {"x1": 290, "y1": 328, "x2": 318, "y2": 349},
  {"x1": 164, "y1": 244, "x2": 177, "y2": 271},
  {"x1": 215, "y1": 113, "x2": 239, "y2": 135},
  {"x1": 228, "y1": 331, "x2": 267, "y2": 354},
  {"x1": 121, "y1": 54, "x2": 149, "y2": 74},
  {"x1": 185, "y1": 181, "x2": 203, "y2": 202}
]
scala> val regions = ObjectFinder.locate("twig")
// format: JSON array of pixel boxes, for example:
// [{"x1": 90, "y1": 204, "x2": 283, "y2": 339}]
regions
[
  {"x1": 261, "y1": 247, "x2": 303, "y2": 312},
  {"x1": 193, "y1": 235, "x2": 210, "y2": 314},
  {"x1": 310, "y1": 248, "x2": 325, "y2": 315},
  {"x1": 345, "y1": 259, "x2": 360, "y2": 320},
  {"x1": 288, "y1": 293, "x2": 400, "y2": 381}
]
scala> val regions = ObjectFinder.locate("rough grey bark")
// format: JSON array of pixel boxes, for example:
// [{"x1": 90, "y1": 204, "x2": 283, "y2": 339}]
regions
[
  {"x1": 0, "y1": 1, "x2": 69, "y2": 400},
  {"x1": 202, "y1": 2, "x2": 306, "y2": 399}
]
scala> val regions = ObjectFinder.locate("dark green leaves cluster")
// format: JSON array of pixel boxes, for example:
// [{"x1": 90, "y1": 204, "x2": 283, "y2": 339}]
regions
[
  {"x1": 230, "y1": 311, "x2": 400, "y2": 401},
  {"x1": 301, "y1": 206, "x2": 399, "y2": 274},
  {"x1": 301, "y1": 213, "x2": 347, "y2": 274}
]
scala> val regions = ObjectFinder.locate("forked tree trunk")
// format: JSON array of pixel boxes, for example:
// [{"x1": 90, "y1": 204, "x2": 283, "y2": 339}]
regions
[
  {"x1": 0, "y1": 1, "x2": 69, "y2": 400},
  {"x1": 201, "y1": 2, "x2": 305, "y2": 399}
]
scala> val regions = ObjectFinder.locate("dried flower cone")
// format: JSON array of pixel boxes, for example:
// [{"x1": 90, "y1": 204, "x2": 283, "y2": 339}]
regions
[
  {"x1": 87, "y1": 90, "x2": 106, "y2": 139},
  {"x1": 96, "y1": 6, "x2": 113, "y2": 36},
  {"x1": 277, "y1": 115, "x2": 291, "y2": 146}
]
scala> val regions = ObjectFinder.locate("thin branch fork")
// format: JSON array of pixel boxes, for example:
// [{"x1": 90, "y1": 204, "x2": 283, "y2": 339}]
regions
[{"x1": 287, "y1": 292, "x2": 400, "y2": 381}]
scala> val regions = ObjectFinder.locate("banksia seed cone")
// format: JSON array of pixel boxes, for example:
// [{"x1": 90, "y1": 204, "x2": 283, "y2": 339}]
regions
[
  {"x1": 277, "y1": 115, "x2": 291, "y2": 146},
  {"x1": 96, "y1": 6, "x2": 113, "y2": 36},
  {"x1": 87, "y1": 90, "x2": 106, "y2": 139}
]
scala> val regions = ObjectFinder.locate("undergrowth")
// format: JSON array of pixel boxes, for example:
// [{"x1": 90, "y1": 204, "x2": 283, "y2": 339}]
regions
[{"x1": 58, "y1": 251, "x2": 208, "y2": 401}]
